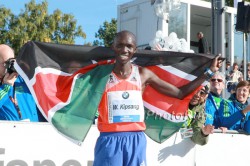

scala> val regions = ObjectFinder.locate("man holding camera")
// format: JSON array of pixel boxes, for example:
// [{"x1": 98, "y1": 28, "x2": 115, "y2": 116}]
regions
[{"x1": 0, "y1": 44, "x2": 46, "y2": 122}]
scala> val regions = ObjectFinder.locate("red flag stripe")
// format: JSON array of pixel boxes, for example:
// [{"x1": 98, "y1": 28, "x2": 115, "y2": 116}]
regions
[
  {"x1": 143, "y1": 65, "x2": 201, "y2": 117},
  {"x1": 146, "y1": 65, "x2": 194, "y2": 87},
  {"x1": 31, "y1": 60, "x2": 115, "y2": 116},
  {"x1": 143, "y1": 101, "x2": 188, "y2": 122}
]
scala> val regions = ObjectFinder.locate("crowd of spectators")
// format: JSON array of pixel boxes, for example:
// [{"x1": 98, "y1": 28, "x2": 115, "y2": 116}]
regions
[
  {"x1": 185, "y1": 59, "x2": 250, "y2": 146},
  {"x1": 135, "y1": 40, "x2": 250, "y2": 146}
]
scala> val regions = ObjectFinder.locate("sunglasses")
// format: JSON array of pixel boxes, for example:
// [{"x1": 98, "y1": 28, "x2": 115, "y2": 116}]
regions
[
  {"x1": 211, "y1": 78, "x2": 223, "y2": 82},
  {"x1": 196, "y1": 90, "x2": 208, "y2": 96}
]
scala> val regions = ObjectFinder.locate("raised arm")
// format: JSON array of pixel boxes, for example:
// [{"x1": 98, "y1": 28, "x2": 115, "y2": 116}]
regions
[{"x1": 140, "y1": 55, "x2": 223, "y2": 99}]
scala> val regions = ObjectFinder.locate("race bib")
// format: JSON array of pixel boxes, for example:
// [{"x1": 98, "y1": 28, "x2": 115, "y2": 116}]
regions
[
  {"x1": 107, "y1": 90, "x2": 144, "y2": 123},
  {"x1": 180, "y1": 128, "x2": 194, "y2": 139}
]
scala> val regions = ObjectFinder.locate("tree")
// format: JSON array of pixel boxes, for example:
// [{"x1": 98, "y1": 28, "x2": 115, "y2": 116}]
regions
[
  {"x1": 93, "y1": 18, "x2": 117, "y2": 47},
  {"x1": 0, "y1": 0, "x2": 86, "y2": 54}
]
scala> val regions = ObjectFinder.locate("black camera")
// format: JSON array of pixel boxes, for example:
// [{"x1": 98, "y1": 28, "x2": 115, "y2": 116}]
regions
[{"x1": 4, "y1": 58, "x2": 16, "y2": 74}]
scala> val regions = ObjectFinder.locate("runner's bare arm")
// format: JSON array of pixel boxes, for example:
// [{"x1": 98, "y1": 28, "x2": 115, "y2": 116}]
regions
[{"x1": 140, "y1": 55, "x2": 222, "y2": 99}]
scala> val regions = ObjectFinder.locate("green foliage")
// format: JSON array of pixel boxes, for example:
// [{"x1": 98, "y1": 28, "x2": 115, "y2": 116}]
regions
[
  {"x1": 83, "y1": 42, "x2": 92, "y2": 46},
  {"x1": 0, "y1": 0, "x2": 86, "y2": 55},
  {"x1": 93, "y1": 18, "x2": 117, "y2": 47}
]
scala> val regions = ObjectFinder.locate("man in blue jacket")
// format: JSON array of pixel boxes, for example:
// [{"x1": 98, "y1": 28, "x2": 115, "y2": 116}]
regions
[
  {"x1": 205, "y1": 71, "x2": 227, "y2": 128},
  {"x1": 0, "y1": 44, "x2": 46, "y2": 122}
]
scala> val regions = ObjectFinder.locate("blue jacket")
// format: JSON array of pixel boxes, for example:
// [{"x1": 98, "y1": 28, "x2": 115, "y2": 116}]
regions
[
  {"x1": 218, "y1": 94, "x2": 250, "y2": 131},
  {"x1": 0, "y1": 76, "x2": 46, "y2": 121},
  {"x1": 205, "y1": 93, "x2": 225, "y2": 128}
]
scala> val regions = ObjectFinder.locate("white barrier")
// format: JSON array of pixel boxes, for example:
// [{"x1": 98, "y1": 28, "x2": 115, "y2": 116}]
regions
[{"x1": 0, "y1": 121, "x2": 249, "y2": 166}]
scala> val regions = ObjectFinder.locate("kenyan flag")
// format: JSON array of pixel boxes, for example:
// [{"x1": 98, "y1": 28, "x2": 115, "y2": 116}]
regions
[{"x1": 15, "y1": 41, "x2": 214, "y2": 144}]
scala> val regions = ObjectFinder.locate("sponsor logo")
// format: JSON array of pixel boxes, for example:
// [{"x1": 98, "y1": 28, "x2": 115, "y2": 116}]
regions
[
  {"x1": 122, "y1": 92, "x2": 129, "y2": 99},
  {"x1": 130, "y1": 76, "x2": 137, "y2": 81},
  {"x1": 109, "y1": 75, "x2": 114, "y2": 83}
]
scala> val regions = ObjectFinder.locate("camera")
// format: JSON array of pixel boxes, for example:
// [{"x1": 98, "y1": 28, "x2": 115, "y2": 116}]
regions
[{"x1": 4, "y1": 58, "x2": 16, "y2": 74}]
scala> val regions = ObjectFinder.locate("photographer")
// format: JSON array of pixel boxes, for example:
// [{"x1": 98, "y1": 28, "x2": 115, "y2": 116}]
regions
[{"x1": 0, "y1": 44, "x2": 46, "y2": 122}]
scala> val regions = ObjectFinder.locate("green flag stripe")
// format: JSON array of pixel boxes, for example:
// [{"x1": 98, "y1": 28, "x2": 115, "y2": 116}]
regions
[
  {"x1": 144, "y1": 107, "x2": 184, "y2": 143},
  {"x1": 51, "y1": 64, "x2": 114, "y2": 142}
]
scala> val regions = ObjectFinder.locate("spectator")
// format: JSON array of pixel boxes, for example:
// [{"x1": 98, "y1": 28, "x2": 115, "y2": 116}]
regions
[
  {"x1": 93, "y1": 30, "x2": 222, "y2": 166},
  {"x1": 197, "y1": 32, "x2": 209, "y2": 54},
  {"x1": 225, "y1": 61, "x2": 232, "y2": 81},
  {"x1": 247, "y1": 62, "x2": 250, "y2": 71},
  {"x1": 229, "y1": 62, "x2": 243, "y2": 83},
  {"x1": 238, "y1": 76, "x2": 244, "y2": 82},
  {"x1": 248, "y1": 70, "x2": 250, "y2": 81},
  {"x1": 0, "y1": 44, "x2": 46, "y2": 122},
  {"x1": 227, "y1": 62, "x2": 243, "y2": 94},
  {"x1": 183, "y1": 85, "x2": 214, "y2": 145},
  {"x1": 65, "y1": 60, "x2": 82, "y2": 73},
  {"x1": 205, "y1": 72, "x2": 227, "y2": 128},
  {"x1": 218, "y1": 80, "x2": 250, "y2": 133},
  {"x1": 239, "y1": 60, "x2": 244, "y2": 73},
  {"x1": 228, "y1": 82, "x2": 237, "y2": 94}
]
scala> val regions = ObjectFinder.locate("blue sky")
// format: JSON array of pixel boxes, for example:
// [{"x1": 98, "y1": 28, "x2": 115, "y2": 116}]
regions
[{"x1": 0, "y1": 0, "x2": 131, "y2": 45}]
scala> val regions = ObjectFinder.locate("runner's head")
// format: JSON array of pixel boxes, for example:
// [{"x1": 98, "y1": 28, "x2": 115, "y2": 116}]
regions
[{"x1": 112, "y1": 31, "x2": 137, "y2": 65}]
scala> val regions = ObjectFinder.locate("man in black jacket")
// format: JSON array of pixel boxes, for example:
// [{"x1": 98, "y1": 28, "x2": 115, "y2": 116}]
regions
[{"x1": 197, "y1": 32, "x2": 209, "y2": 54}]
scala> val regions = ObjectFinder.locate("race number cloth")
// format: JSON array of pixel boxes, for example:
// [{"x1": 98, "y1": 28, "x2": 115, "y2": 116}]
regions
[{"x1": 107, "y1": 90, "x2": 144, "y2": 123}]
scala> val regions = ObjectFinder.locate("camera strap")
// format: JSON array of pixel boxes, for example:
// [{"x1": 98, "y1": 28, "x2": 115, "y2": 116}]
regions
[{"x1": 9, "y1": 85, "x2": 22, "y2": 119}]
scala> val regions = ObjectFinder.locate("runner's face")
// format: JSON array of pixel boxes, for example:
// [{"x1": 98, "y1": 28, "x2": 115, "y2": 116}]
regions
[{"x1": 112, "y1": 33, "x2": 136, "y2": 64}]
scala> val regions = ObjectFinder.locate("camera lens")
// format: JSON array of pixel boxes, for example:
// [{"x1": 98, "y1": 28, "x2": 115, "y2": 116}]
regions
[{"x1": 5, "y1": 58, "x2": 16, "y2": 74}]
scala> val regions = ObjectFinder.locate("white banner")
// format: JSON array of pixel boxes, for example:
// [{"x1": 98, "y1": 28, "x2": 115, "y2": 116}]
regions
[{"x1": 0, "y1": 121, "x2": 249, "y2": 166}]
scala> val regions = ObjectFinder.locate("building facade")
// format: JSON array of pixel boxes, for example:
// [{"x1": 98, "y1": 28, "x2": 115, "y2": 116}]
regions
[{"x1": 117, "y1": 0, "x2": 249, "y2": 65}]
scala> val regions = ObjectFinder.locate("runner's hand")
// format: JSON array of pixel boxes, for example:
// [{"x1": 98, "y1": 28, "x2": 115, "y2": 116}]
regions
[{"x1": 209, "y1": 54, "x2": 223, "y2": 72}]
